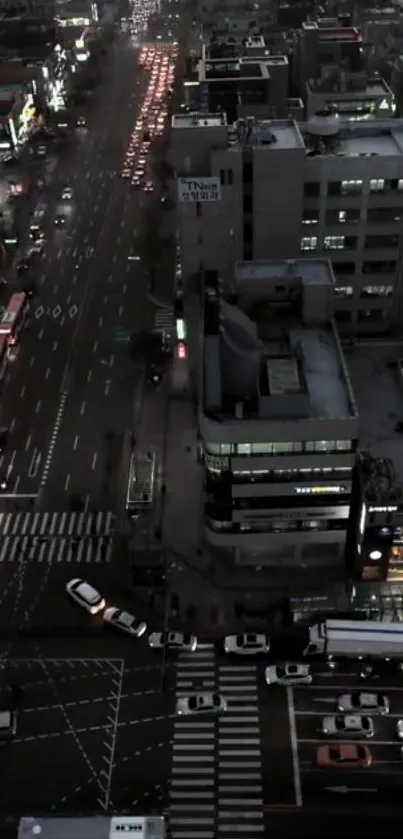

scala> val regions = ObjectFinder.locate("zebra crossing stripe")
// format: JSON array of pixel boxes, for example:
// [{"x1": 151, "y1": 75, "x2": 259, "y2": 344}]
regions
[
  {"x1": 0, "y1": 535, "x2": 113, "y2": 564},
  {"x1": 169, "y1": 653, "x2": 265, "y2": 838},
  {"x1": 0, "y1": 511, "x2": 114, "y2": 537}
]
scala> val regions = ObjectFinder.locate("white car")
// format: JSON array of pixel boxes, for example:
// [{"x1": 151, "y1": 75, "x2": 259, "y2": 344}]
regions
[
  {"x1": 224, "y1": 633, "x2": 270, "y2": 655},
  {"x1": 338, "y1": 691, "x2": 390, "y2": 715},
  {"x1": 61, "y1": 187, "x2": 73, "y2": 200},
  {"x1": 66, "y1": 578, "x2": 105, "y2": 615},
  {"x1": 265, "y1": 663, "x2": 312, "y2": 686},
  {"x1": 176, "y1": 693, "x2": 227, "y2": 716},
  {"x1": 396, "y1": 720, "x2": 403, "y2": 739},
  {"x1": 103, "y1": 607, "x2": 146, "y2": 637},
  {"x1": 148, "y1": 631, "x2": 197, "y2": 651},
  {"x1": 321, "y1": 715, "x2": 374, "y2": 738}
]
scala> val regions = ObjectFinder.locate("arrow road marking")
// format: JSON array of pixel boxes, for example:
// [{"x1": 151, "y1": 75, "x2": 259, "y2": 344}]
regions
[{"x1": 325, "y1": 786, "x2": 378, "y2": 794}]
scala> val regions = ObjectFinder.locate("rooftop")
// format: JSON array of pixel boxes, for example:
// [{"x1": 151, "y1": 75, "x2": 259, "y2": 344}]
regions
[
  {"x1": 0, "y1": 83, "x2": 23, "y2": 101},
  {"x1": 172, "y1": 112, "x2": 227, "y2": 128},
  {"x1": 301, "y1": 118, "x2": 403, "y2": 157},
  {"x1": 307, "y1": 75, "x2": 391, "y2": 98},
  {"x1": 235, "y1": 259, "x2": 334, "y2": 285},
  {"x1": 203, "y1": 259, "x2": 355, "y2": 425},
  {"x1": 228, "y1": 119, "x2": 305, "y2": 150},
  {"x1": 347, "y1": 344, "x2": 403, "y2": 498}
]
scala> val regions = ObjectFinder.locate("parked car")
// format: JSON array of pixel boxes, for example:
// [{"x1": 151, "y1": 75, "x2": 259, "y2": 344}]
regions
[{"x1": 66, "y1": 578, "x2": 105, "y2": 615}]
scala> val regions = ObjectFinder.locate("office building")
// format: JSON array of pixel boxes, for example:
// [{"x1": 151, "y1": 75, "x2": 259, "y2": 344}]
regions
[
  {"x1": 200, "y1": 258, "x2": 358, "y2": 571},
  {"x1": 171, "y1": 112, "x2": 403, "y2": 334}
]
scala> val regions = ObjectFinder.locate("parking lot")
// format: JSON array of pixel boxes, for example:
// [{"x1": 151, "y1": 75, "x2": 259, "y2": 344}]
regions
[
  {"x1": 290, "y1": 667, "x2": 403, "y2": 806},
  {"x1": 0, "y1": 648, "x2": 175, "y2": 814}
]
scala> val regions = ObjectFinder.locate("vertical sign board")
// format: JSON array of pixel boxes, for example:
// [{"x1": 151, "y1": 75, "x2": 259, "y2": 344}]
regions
[{"x1": 177, "y1": 177, "x2": 221, "y2": 203}]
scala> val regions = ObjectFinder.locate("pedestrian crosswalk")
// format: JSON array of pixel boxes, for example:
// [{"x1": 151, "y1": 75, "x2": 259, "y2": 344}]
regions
[
  {"x1": 0, "y1": 535, "x2": 113, "y2": 564},
  {"x1": 0, "y1": 512, "x2": 114, "y2": 564},
  {"x1": 0, "y1": 511, "x2": 114, "y2": 537},
  {"x1": 170, "y1": 646, "x2": 217, "y2": 839},
  {"x1": 169, "y1": 647, "x2": 264, "y2": 839},
  {"x1": 218, "y1": 665, "x2": 264, "y2": 835}
]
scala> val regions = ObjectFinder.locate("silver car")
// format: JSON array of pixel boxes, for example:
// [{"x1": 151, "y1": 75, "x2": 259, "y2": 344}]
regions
[
  {"x1": 66, "y1": 578, "x2": 105, "y2": 615},
  {"x1": 265, "y1": 663, "x2": 312, "y2": 686},
  {"x1": 321, "y1": 714, "x2": 374, "y2": 738},
  {"x1": 103, "y1": 607, "x2": 146, "y2": 637},
  {"x1": 176, "y1": 693, "x2": 227, "y2": 716},
  {"x1": 338, "y1": 691, "x2": 390, "y2": 715},
  {"x1": 224, "y1": 633, "x2": 270, "y2": 655},
  {"x1": 396, "y1": 719, "x2": 403, "y2": 739},
  {"x1": 148, "y1": 631, "x2": 197, "y2": 651}
]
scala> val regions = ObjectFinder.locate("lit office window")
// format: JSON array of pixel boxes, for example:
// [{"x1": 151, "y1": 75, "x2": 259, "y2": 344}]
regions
[
  {"x1": 324, "y1": 235, "x2": 345, "y2": 250},
  {"x1": 301, "y1": 236, "x2": 317, "y2": 251},
  {"x1": 369, "y1": 178, "x2": 385, "y2": 193}
]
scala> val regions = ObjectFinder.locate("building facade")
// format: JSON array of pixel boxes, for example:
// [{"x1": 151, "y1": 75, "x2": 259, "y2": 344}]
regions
[
  {"x1": 199, "y1": 258, "x2": 359, "y2": 569},
  {"x1": 171, "y1": 113, "x2": 403, "y2": 334}
]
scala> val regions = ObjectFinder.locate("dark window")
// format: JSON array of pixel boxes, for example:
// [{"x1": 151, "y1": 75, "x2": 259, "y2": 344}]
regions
[
  {"x1": 219, "y1": 169, "x2": 225, "y2": 186},
  {"x1": 332, "y1": 261, "x2": 356, "y2": 275},
  {"x1": 326, "y1": 208, "x2": 360, "y2": 224},
  {"x1": 243, "y1": 194, "x2": 252, "y2": 213},
  {"x1": 243, "y1": 162, "x2": 253, "y2": 183},
  {"x1": 227, "y1": 168, "x2": 233, "y2": 185},
  {"x1": 363, "y1": 260, "x2": 397, "y2": 274},
  {"x1": 367, "y1": 207, "x2": 403, "y2": 224},
  {"x1": 275, "y1": 285, "x2": 285, "y2": 293},
  {"x1": 243, "y1": 222, "x2": 253, "y2": 242},
  {"x1": 327, "y1": 181, "x2": 342, "y2": 196},
  {"x1": 357, "y1": 309, "x2": 384, "y2": 322},
  {"x1": 334, "y1": 310, "x2": 351, "y2": 322},
  {"x1": 304, "y1": 181, "x2": 320, "y2": 197},
  {"x1": 196, "y1": 202, "x2": 201, "y2": 217},
  {"x1": 365, "y1": 234, "x2": 400, "y2": 249}
]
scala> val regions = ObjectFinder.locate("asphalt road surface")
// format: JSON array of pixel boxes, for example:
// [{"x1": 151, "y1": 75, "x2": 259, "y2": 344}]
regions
[
  {"x1": 0, "y1": 640, "x2": 174, "y2": 814},
  {"x1": 0, "y1": 641, "x2": 402, "y2": 824},
  {"x1": 0, "y1": 28, "x2": 170, "y2": 512}
]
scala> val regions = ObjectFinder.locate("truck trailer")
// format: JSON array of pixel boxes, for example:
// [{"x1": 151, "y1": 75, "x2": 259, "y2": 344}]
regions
[{"x1": 304, "y1": 619, "x2": 403, "y2": 660}]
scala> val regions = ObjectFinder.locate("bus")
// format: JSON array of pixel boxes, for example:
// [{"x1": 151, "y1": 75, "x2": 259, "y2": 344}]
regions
[
  {"x1": 0, "y1": 336, "x2": 8, "y2": 380},
  {"x1": 126, "y1": 451, "x2": 157, "y2": 515},
  {"x1": 0, "y1": 292, "x2": 29, "y2": 345}
]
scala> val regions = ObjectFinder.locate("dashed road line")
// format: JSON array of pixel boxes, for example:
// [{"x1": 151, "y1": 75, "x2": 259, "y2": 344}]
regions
[
  {"x1": 13, "y1": 713, "x2": 177, "y2": 744},
  {"x1": 40, "y1": 391, "x2": 68, "y2": 488}
]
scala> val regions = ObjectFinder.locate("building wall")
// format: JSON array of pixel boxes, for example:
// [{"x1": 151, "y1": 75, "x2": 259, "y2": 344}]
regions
[{"x1": 172, "y1": 119, "x2": 403, "y2": 333}]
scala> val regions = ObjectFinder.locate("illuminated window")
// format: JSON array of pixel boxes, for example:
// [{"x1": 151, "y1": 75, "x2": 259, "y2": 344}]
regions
[
  {"x1": 324, "y1": 235, "x2": 345, "y2": 250},
  {"x1": 334, "y1": 286, "x2": 353, "y2": 297},
  {"x1": 341, "y1": 179, "x2": 363, "y2": 195},
  {"x1": 369, "y1": 178, "x2": 385, "y2": 193},
  {"x1": 301, "y1": 236, "x2": 317, "y2": 251}
]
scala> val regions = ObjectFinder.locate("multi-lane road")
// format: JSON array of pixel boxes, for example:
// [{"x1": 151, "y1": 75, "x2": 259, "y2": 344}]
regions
[
  {"x1": 0, "y1": 28, "x2": 170, "y2": 513},
  {"x1": 2, "y1": 641, "x2": 403, "y2": 829}
]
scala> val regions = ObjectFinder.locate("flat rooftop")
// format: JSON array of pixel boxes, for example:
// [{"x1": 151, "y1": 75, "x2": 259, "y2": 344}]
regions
[
  {"x1": 229, "y1": 119, "x2": 305, "y2": 150},
  {"x1": 347, "y1": 344, "x2": 403, "y2": 493},
  {"x1": 203, "y1": 271, "x2": 354, "y2": 423},
  {"x1": 0, "y1": 83, "x2": 23, "y2": 101},
  {"x1": 172, "y1": 112, "x2": 227, "y2": 128},
  {"x1": 235, "y1": 259, "x2": 334, "y2": 286},
  {"x1": 301, "y1": 119, "x2": 403, "y2": 157},
  {"x1": 307, "y1": 76, "x2": 390, "y2": 97}
]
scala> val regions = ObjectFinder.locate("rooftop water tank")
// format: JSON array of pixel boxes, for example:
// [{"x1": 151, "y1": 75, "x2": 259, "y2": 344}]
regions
[{"x1": 307, "y1": 108, "x2": 340, "y2": 137}]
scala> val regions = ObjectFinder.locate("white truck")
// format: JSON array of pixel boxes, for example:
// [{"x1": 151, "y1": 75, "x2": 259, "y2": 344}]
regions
[{"x1": 303, "y1": 619, "x2": 403, "y2": 661}]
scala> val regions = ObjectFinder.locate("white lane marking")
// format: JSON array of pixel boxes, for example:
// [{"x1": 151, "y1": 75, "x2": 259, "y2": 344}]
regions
[
  {"x1": 92, "y1": 453, "x2": 97, "y2": 470},
  {"x1": 65, "y1": 474, "x2": 70, "y2": 491},
  {"x1": 287, "y1": 687, "x2": 302, "y2": 807},
  {"x1": 73, "y1": 435, "x2": 79, "y2": 451}
]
